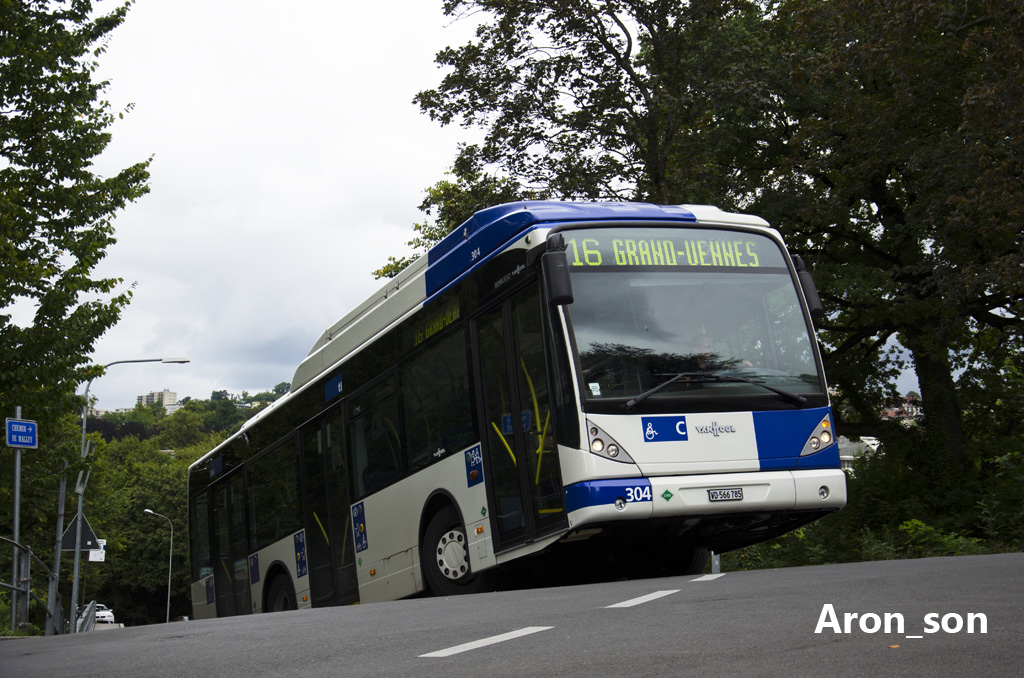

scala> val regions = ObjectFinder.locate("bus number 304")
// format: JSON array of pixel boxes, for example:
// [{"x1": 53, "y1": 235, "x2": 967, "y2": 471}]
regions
[{"x1": 625, "y1": 485, "x2": 652, "y2": 502}]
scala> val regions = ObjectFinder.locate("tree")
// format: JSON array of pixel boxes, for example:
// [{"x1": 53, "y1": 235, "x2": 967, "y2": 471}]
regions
[
  {"x1": 416, "y1": 0, "x2": 766, "y2": 203},
  {"x1": 745, "y1": 0, "x2": 1024, "y2": 483},
  {"x1": 1, "y1": 0, "x2": 151, "y2": 424},
  {"x1": 85, "y1": 433, "x2": 217, "y2": 626},
  {"x1": 0, "y1": 0, "x2": 149, "y2": 624}
]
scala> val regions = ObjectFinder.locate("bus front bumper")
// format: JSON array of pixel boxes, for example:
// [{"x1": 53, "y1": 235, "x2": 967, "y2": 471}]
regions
[{"x1": 563, "y1": 469, "x2": 847, "y2": 529}]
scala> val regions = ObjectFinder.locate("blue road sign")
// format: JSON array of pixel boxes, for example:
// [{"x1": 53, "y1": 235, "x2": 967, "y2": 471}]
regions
[{"x1": 5, "y1": 418, "x2": 38, "y2": 449}]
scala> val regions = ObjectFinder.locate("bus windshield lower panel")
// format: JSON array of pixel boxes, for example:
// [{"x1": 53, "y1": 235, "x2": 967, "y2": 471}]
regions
[{"x1": 564, "y1": 227, "x2": 823, "y2": 408}]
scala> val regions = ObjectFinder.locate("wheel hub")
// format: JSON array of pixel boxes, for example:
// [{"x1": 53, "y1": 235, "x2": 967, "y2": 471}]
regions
[{"x1": 436, "y1": 529, "x2": 468, "y2": 581}]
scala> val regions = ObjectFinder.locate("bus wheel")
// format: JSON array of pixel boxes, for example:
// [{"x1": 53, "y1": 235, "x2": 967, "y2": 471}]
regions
[
  {"x1": 266, "y1": 574, "x2": 296, "y2": 612},
  {"x1": 681, "y1": 546, "x2": 709, "y2": 575},
  {"x1": 422, "y1": 506, "x2": 488, "y2": 596}
]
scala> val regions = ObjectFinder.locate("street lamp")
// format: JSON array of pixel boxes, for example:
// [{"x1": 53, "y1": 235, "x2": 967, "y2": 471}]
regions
[
  {"x1": 69, "y1": 357, "x2": 189, "y2": 631},
  {"x1": 144, "y1": 509, "x2": 173, "y2": 624}
]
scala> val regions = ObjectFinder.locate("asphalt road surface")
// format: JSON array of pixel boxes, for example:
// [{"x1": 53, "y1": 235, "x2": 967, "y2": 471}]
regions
[{"x1": 3, "y1": 552, "x2": 1021, "y2": 677}]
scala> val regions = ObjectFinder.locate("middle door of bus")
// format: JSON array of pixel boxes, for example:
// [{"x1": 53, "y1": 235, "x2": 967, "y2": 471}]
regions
[
  {"x1": 474, "y1": 282, "x2": 566, "y2": 552},
  {"x1": 302, "y1": 408, "x2": 358, "y2": 607}
]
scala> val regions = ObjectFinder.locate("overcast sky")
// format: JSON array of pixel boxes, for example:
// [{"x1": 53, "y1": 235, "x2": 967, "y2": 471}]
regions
[{"x1": 76, "y1": 1, "x2": 481, "y2": 410}]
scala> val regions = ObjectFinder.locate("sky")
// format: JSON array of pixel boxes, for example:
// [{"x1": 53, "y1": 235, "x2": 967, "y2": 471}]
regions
[{"x1": 74, "y1": 1, "x2": 481, "y2": 410}]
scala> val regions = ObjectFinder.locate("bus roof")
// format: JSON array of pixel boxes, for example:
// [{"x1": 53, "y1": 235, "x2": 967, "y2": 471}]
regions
[{"x1": 426, "y1": 201, "x2": 696, "y2": 298}]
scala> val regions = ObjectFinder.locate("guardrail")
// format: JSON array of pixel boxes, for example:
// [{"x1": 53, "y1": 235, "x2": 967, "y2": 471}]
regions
[
  {"x1": 0, "y1": 535, "x2": 64, "y2": 635},
  {"x1": 77, "y1": 600, "x2": 96, "y2": 633}
]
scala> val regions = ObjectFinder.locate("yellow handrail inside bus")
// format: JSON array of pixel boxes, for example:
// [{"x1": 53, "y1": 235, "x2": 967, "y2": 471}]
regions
[
  {"x1": 491, "y1": 421, "x2": 517, "y2": 466},
  {"x1": 536, "y1": 410, "x2": 550, "y2": 486},
  {"x1": 520, "y1": 358, "x2": 541, "y2": 442},
  {"x1": 313, "y1": 511, "x2": 329, "y2": 547},
  {"x1": 520, "y1": 358, "x2": 552, "y2": 486},
  {"x1": 382, "y1": 416, "x2": 401, "y2": 451}
]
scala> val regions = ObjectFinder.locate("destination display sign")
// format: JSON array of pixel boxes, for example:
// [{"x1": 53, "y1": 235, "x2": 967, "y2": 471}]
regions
[{"x1": 563, "y1": 228, "x2": 785, "y2": 270}]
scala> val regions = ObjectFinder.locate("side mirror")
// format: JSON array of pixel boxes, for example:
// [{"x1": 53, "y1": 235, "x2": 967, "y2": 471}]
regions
[
  {"x1": 541, "y1": 233, "x2": 574, "y2": 306},
  {"x1": 792, "y1": 255, "x2": 824, "y2": 320}
]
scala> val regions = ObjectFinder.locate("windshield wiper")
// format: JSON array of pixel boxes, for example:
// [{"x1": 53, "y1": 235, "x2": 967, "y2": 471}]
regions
[{"x1": 622, "y1": 371, "x2": 808, "y2": 411}]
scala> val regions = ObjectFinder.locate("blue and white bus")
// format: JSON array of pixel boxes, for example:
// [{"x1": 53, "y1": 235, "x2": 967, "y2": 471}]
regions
[{"x1": 187, "y1": 201, "x2": 845, "y2": 617}]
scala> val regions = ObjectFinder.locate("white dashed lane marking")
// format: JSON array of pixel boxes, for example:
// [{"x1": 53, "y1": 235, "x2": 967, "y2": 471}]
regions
[
  {"x1": 606, "y1": 589, "x2": 681, "y2": 609},
  {"x1": 419, "y1": 626, "x2": 554, "y2": 658},
  {"x1": 419, "y1": 574, "x2": 727, "y2": 657},
  {"x1": 692, "y1": 573, "x2": 727, "y2": 581}
]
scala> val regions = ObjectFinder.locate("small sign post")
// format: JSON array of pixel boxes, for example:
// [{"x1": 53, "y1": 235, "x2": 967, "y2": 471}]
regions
[
  {"x1": 5, "y1": 417, "x2": 38, "y2": 449},
  {"x1": 7, "y1": 410, "x2": 38, "y2": 631}
]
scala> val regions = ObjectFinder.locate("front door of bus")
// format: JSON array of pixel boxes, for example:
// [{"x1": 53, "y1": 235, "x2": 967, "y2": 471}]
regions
[{"x1": 475, "y1": 283, "x2": 566, "y2": 551}]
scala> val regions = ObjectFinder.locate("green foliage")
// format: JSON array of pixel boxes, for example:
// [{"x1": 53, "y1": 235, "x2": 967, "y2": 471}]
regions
[
  {"x1": 722, "y1": 439, "x2": 1019, "y2": 570},
  {"x1": 83, "y1": 432, "x2": 225, "y2": 626},
  {"x1": 751, "y1": 0, "x2": 1024, "y2": 479},
  {"x1": 977, "y1": 451, "x2": 1024, "y2": 552},
  {"x1": 1, "y1": 385, "x2": 279, "y2": 632},
  {"x1": 897, "y1": 519, "x2": 986, "y2": 558},
  {"x1": 0, "y1": 2, "x2": 150, "y2": 628},
  {"x1": 418, "y1": 0, "x2": 769, "y2": 203},
  {"x1": 182, "y1": 396, "x2": 247, "y2": 433},
  {"x1": 1, "y1": 0, "x2": 151, "y2": 425}
]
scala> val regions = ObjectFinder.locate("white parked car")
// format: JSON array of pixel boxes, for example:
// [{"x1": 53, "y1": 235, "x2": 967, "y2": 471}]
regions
[{"x1": 94, "y1": 603, "x2": 115, "y2": 623}]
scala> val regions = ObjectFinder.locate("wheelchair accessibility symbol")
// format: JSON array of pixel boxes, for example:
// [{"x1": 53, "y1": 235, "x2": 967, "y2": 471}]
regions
[{"x1": 640, "y1": 416, "x2": 689, "y2": 442}]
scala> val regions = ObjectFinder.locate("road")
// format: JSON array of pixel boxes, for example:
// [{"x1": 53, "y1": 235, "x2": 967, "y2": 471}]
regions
[{"x1": 2, "y1": 553, "x2": 1021, "y2": 677}]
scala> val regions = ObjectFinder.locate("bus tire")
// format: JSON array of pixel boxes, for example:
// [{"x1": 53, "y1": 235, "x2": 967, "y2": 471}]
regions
[
  {"x1": 266, "y1": 574, "x2": 296, "y2": 613},
  {"x1": 681, "y1": 546, "x2": 709, "y2": 575},
  {"x1": 422, "y1": 506, "x2": 489, "y2": 596}
]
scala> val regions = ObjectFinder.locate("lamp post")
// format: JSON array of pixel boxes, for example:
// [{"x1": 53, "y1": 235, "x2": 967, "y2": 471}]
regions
[
  {"x1": 69, "y1": 357, "x2": 188, "y2": 631},
  {"x1": 144, "y1": 509, "x2": 173, "y2": 624}
]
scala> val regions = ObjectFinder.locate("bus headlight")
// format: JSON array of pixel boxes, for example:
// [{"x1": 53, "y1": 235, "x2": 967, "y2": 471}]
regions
[
  {"x1": 586, "y1": 420, "x2": 634, "y2": 463},
  {"x1": 800, "y1": 416, "x2": 837, "y2": 456}
]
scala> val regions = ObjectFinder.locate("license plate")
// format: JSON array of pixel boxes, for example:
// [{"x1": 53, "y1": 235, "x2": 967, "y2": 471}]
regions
[{"x1": 708, "y1": 488, "x2": 743, "y2": 502}]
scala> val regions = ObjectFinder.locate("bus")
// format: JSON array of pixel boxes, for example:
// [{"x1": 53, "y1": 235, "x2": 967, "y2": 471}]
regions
[{"x1": 187, "y1": 201, "x2": 846, "y2": 618}]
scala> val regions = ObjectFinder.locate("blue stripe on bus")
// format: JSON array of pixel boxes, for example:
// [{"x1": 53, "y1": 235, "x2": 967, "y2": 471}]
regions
[
  {"x1": 424, "y1": 201, "x2": 697, "y2": 298},
  {"x1": 564, "y1": 478, "x2": 654, "y2": 514},
  {"x1": 752, "y1": 407, "x2": 832, "y2": 459},
  {"x1": 798, "y1": 444, "x2": 841, "y2": 470}
]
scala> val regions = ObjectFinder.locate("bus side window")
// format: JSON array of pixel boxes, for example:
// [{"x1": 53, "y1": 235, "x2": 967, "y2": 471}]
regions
[
  {"x1": 247, "y1": 437, "x2": 302, "y2": 550},
  {"x1": 189, "y1": 489, "x2": 212, "y2": 580},
  {"x1": 348, "y1": 376, "x2": 403, "y2": 497},
  {"x1": 401, "y1": 326, "x2": 475, "y2": 473}
]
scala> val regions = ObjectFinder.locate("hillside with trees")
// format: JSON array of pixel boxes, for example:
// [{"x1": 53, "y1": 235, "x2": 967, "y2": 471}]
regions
[{"x1": 1, "y1": 388, "x2": 287, "y2": 631}]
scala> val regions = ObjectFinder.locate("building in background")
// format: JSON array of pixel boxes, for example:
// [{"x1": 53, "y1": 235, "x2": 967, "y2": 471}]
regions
[{"x1": 138, "y1": 389, "x2": 181, "y2": 414}]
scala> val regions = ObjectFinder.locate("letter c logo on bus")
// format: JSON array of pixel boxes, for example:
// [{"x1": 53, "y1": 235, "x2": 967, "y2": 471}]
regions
[{"x1": 641, "y1": 416, "x2": 688, "y2": 442}]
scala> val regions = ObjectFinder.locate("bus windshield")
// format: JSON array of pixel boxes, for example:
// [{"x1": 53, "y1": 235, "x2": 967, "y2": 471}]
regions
[{"x1": 564, "y1": 226, "x2": 823, "y2": 406}]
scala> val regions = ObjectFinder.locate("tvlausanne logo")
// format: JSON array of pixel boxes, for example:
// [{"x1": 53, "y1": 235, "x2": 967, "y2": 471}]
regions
[{"x1": 693, "y1": 421, "x2": 737, "y2": 437}]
